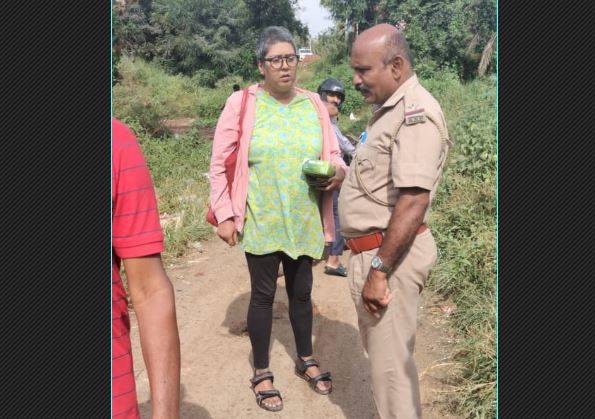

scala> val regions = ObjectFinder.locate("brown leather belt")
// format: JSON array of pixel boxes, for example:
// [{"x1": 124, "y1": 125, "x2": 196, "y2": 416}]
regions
[{"x1": 345, "y1": 224, "x2": 428, "y2": 255}]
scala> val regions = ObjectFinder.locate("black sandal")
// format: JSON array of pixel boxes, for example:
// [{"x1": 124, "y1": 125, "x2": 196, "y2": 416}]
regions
[
  {"x1": 249, "y1": 371, "x2": 283, "y2": 412},
  {"x1": 324, "y1": 264, "x2": 348, "y2": 277},
  {"x1": 294, "y1": 357, "x2": 332, "y2": 395}
]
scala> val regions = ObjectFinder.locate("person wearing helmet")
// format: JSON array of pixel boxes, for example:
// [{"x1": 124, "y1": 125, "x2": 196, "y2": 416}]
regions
[
  {"x1": 318, "y1": 78, "x2": 345, "y2": 108},
  {"x1": 318, "y1": 78, "x2": 355, "y2": 277}
]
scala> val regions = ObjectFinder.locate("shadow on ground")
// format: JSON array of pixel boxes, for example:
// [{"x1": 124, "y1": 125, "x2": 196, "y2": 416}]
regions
[
  {"x1": 138, "y1": 384, "x2": 212, "y2": 419},
  {"x1": 222, "y1": 288, "x2": 378, "y2": 419}
]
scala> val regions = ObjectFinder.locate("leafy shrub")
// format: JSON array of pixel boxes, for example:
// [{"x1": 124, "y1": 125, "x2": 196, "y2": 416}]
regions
[
  {"x1": 423, "y1": 74, "x2": 496, "y2": 180},
  {"x1": 426, "y1": 75, "x2": 496, "y2": 418},
  {"x1": 192, "y1": 69, "x2": 219, "y2": 88},
  {"x1": 128, "y1": 101, "x2": 170, "y2": 137},
  {"x1": 378, "y1": 0, "x2": 496, "y2": 80},
  {"x1": 136, "y1": 131, "x2": 214, "y2": 258}
]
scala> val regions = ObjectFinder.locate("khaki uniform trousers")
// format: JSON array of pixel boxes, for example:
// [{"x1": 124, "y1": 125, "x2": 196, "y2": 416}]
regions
[{"x1": 347, "y1": 229, "x2": 438, "y2": 419}]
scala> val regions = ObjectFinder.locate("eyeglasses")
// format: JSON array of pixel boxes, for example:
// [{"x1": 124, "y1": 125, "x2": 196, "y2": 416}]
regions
[{"x1": 262, "y1": 54, "x2": 299, "y2": 69}]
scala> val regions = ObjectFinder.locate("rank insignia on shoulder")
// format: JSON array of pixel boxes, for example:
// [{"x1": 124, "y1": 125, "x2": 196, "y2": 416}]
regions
[{"x1": 405, "y1": 108, "x2": 426, "y2": 125}]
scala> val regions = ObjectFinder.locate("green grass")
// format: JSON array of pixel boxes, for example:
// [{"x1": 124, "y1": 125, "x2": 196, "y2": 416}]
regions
[
  {"x1": 425, "y1": 74, "x2": 496, "y2": 418},
  {"x1": 113, "y1": 56, "x2": 243, "y2": 135},
  {"x1": 117, "y1": 118, "x2": 215, "y2": 262},
  {"x1": 140, "y1": 132, "x2": 214, "y2": 260},
  {"x1": 113, "y1": 57, "x2": 496, "y2": 417}
]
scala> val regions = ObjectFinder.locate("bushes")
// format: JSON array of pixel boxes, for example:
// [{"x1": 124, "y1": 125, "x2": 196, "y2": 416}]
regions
[
  {"x1": 113, "y1": 56, "x2": 230, "y2": 135},
  {"x1": 423, "y1": 73, "x2": 496, "y2": 180},
  {"x1": 426, "y1": 75, "x2": 496, "y2": 418},
  {"x1": 378, "y1": 0, "x2": 496, "y2": 80},
  {"x1": 192, "y1": 69, "x2": 219, "y2": 88},
  {"x1": 135, "y1": 130, "x2": 215, "y2": 259},
  {"x1": 430, "y1": 171, "x2": 496, "y2": 418}
]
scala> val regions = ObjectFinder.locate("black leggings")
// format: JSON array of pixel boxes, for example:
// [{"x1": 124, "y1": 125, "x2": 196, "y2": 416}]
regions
[{"x1": 245, "y1": 252, "x2": 314, "y2": 369}]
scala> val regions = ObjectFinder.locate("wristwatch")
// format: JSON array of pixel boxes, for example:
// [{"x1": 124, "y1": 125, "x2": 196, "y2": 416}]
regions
[{"x1": 371, "y1": 255, "x2": 391, "y2": 274}]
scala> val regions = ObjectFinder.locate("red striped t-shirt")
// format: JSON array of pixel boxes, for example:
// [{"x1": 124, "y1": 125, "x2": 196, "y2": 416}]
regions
[{"x1": 112, "y1": 118, "x2": 164, "y2": 418}]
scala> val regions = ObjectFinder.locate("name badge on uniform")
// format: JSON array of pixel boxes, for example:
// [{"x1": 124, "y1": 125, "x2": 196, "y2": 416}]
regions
[
  {"x1": 405, "y1": 108, "x2": 426, "y2": 125},
  {"x1": 358, "y1": 131, "x2": 367, "y2": 144}
]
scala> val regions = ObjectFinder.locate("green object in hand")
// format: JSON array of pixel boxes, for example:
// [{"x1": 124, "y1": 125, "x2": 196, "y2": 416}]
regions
[{"x1": 302, "y1": 159, "x2": 335, "y2": 177}]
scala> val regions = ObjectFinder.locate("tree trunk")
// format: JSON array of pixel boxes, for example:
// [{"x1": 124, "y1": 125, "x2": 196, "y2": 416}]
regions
[{"x1": 478, "y1": 32, "x2": 496, "y2": 76}]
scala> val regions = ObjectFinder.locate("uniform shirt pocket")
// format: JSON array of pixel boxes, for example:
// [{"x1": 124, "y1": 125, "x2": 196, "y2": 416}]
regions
[{"x1": 354, "y1": 144, "x2": 378, "y2": 174}]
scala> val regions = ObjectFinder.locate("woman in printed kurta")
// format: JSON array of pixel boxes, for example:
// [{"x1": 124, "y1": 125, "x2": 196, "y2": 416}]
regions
[
  {"x1": 241, "y1": 89, "x2": 325, "y2": 259},
  {"x1": 209, "y1": 26, "x2": 348, "y2": 412}
]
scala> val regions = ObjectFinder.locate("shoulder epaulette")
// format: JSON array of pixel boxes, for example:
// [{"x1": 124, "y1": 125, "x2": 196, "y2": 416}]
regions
[{"x1": 403, "y1": 88, "x2": 426, "y2": 125}]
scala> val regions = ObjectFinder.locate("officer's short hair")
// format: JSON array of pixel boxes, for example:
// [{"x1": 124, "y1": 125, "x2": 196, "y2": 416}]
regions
[
  {"x1": 383, "y1": 32, "x2": 413, "y2": 66},
  {"x1": 255, "y1": 26, "x2": 297, "y2": 62}
]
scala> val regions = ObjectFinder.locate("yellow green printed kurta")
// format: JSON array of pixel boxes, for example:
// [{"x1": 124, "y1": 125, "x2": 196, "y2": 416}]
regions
[{"x1": 239, "y1": 90, "x2": 324, "y2": 259}]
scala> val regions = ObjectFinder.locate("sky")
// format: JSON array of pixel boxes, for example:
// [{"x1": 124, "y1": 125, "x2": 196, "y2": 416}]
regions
[{"x1": 296, "y1": 0, "x2": 334, "y2": 39}]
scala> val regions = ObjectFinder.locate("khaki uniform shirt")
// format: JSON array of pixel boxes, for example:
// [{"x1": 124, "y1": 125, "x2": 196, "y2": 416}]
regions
[{"x1": 338, "y1": 75, "x2": 450, "y2": 238}]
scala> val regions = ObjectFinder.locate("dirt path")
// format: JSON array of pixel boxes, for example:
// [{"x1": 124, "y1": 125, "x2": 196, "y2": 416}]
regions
[{"x1": 130, "y1": 236, "x2": 461, "y2": 418}]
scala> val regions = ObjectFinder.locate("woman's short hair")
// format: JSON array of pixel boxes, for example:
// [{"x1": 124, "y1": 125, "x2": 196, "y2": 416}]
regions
[{"x1": 255, "y1": 26, "x2": 297, "y2": 62}]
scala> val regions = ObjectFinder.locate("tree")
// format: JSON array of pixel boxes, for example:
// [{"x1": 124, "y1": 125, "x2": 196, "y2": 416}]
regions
[
  {"x1": 147, "y1": 0, "x2": 252, "y2": 78},
  {"x1": 113, "y1": 0, "x2": 161, "y2": 58},
  {"x1": 320, "y1": 0, "x2": 380, "y2": 52},
  {"x1": 377, "y1": 0, "x2": 496, "y2": 79},
  {"x1": 112, "y1": 0, "x2": 310, "y2": 81},
  {"x1": 244, "y1": 0, "x2": 309, "y2": 39},
  {"x1": 467, "y1": 0, "x2": 496, "y2": 77}
]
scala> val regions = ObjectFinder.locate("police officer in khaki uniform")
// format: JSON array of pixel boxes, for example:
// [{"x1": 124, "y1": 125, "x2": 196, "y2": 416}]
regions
[{"x1": 338, "y1": 24, "x2": 451, "y2": 419}]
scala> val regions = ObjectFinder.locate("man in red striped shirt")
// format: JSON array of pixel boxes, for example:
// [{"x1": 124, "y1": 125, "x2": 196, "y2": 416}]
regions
[{"x1": 112, "y1": 118, "x2": 180, "y2": 418}]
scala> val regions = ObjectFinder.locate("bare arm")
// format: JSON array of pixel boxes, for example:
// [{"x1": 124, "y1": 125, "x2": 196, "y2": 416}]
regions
[
  {"x1": 376, "y1": 187, "x2": 429, "y2": 267},
  {"x1": 361, "y1": 187, "x2": 429, "y2": 315},
  {"x1": 124, "y1": 254, "x2": 181, "y2": 419}
]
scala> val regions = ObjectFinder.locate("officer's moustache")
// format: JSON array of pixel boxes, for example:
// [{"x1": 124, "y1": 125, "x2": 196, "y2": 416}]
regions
[{"x1": 355, "y1": 84, "x2": 370, "y2": 94}]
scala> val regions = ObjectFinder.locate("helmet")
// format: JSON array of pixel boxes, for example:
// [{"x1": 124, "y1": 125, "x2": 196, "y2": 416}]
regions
[{"x1": 317, "y1": 78, "x2": 346, "y2": 105}]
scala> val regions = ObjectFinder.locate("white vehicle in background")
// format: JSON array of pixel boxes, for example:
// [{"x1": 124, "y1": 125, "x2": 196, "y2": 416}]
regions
[{"x1": 298, "y1": 48, "x2": 314, "y2": 61}]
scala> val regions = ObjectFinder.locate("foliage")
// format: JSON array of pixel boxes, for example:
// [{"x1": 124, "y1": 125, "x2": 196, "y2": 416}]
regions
[
  {"x1": 318, "y1": 0, "x2": 495, "y2": 79},
  {"x1": 320, "y1": 0, "x2": 381, "y2": 52},
  {"x1": 192, "y1": 69, "x2": 219, "y2": 88},
  {"x1": 112, "y1": 0, "x2": 160, "y2": 58},
  {"x1": 135, "y1": 129, "x2": 215, "y2": 258},
  {"x1": 423, "y1": 72, "x2": 496, "y2": 179},
  {"x1": 378, "y1": 0, "x2": 496, "y2": 79},
  {"x1": 430, "y1": 170, "x2": 496, "y2": 418},
  {"x1": 313, "y1": 26, "x2": 350, "y2": 67},
  {"x1": 112, "y1": 8, "x2": 122, "y2": 84},
  {"x1": 244, "y1": 0, "x2": 308, "y2": 38},
  {"x1": 148, "y1": 0, "x2": 251, "y2": 77},
  {"x1": 113, "y1": 0, "x2": 495, "y2": 84},
  {"x1": 113, "y1": 56, "x2": 229, "y2": 134},
  {"x1": 113, "y1": 0, "x2": 308, "y2": 81},
  {"x1": 425, "y1": 74, "x2": 496, "y2": 418}
]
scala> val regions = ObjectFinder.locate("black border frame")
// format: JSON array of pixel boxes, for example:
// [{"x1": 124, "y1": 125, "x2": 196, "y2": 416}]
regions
[{"x1": 2, "y1": 1, "x2": 111, "y2": 416}]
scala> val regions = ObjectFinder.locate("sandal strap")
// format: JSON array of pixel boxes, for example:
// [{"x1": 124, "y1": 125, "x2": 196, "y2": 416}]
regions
[
  {"x1": 297, "y1": 357, "x2": 319, "y2": 371},
  {"x1": 255, "y1": 389, "x2": 282, "y2": 405},
  {"x1": 309, "y1": 371, "x2": 332, "y2": 384},
  {"x1": 250, "y1": 371, "x2": 274, "y2": 387}
]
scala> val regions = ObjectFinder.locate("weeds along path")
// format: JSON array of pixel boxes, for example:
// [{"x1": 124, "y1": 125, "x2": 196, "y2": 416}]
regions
[{"x1": 129, "y1": 236, "x2": 462, "y2": 419}]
